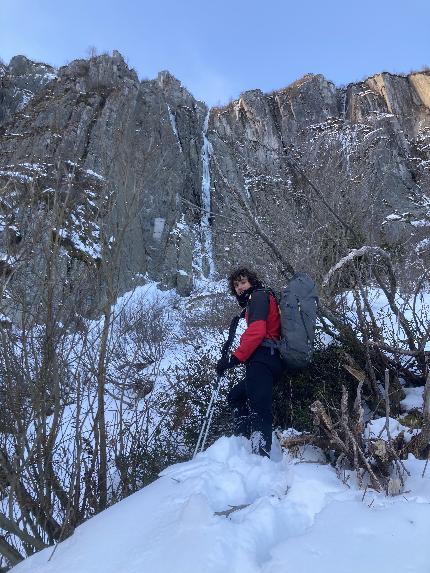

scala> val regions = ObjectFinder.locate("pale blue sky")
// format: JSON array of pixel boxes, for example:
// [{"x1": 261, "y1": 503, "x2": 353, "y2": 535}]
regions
[{"x1": 1, "y1": 0, "x2": 429, "y2": 106}]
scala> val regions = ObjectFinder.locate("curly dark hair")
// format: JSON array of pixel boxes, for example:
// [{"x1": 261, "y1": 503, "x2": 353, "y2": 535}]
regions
[{"x1": 228, "y1": 267, "x2": 261, "y2": 296}]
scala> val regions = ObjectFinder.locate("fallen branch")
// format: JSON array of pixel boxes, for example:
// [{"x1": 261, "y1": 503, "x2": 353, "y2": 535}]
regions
[
  {"x1": 214, "y1": 504, "x2": 250, "y2": 517},
  {"x1": 369, "y1": 341, "x2": 428, "y2": 357},
  {"x1": 278, "y1": 433, "x2": 329, "y2": 450}
]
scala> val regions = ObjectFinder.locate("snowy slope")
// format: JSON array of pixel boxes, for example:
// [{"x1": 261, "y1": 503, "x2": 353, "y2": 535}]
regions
[{"x1": 11, "y1": 436, "x2": 430, "y2": 573}]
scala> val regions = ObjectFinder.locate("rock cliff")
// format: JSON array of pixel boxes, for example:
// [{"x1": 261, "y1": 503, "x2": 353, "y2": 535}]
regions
[
  {"x1": 1, "y1": 52, "x2": 429, "y2": 305},
  {"x1": 209, "y1": 73, "x2": 430, "y2": 283}
]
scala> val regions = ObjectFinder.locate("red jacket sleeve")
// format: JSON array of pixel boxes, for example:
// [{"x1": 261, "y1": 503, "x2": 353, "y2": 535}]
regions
[{"x1": 233, "y1": 290, "x2": 269, "y2": 362}]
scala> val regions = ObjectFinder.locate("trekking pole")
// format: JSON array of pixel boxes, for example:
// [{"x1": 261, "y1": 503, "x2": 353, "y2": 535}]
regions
[
  {"x1": 200, "y1": 375, "x2": 223, "y2": 453},
  {"x1": 193, "y1": 374, "x2": 223, "y2": 458},
  {"x1": 192, "y1": 309, "x2": 244, "y2": 458}
]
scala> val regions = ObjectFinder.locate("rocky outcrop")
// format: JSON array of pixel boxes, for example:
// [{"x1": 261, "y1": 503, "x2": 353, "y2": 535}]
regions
[
  {"x1": 0, "y1": 52, "x2": 207, "y2": 299},
  {"x1": 1, "y1": 53, "x2": 429, "y2": 307},
  {"x1": 0, "y1": 55, "x2": 57, "y2": 125},
  {"x1": 209, "y1": 72, "x2": 430, "y2": 283}
]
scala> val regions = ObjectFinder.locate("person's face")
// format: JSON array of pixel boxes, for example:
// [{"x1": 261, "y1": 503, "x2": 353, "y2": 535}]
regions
[{"x1": 233, "y1": 276, "x2": 252, "y2": 296}]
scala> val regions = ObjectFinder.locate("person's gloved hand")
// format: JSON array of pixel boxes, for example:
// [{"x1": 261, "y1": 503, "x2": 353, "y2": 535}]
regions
[{"x1": 216, "y1": 354, "x2": 241, "y2": 376}]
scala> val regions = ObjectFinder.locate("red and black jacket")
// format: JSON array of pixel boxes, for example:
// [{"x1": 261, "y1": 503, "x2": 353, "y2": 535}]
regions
[{"x1": 233, "y1": 289, "x2": 281, "y2": 363}]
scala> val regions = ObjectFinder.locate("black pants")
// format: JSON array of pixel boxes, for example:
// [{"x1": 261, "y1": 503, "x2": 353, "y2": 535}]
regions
[{"x1": 227, "y1": 347, "x2": 284, "y2": 456}]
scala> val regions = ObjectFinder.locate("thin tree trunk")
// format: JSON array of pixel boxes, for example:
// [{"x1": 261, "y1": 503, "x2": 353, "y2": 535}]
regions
[
  {"x1": 421, "y1": 364, "x2": 430, "y2": 444},
  {"x1": 96, "y1": 303, "x2": 112, "y2": 511}
]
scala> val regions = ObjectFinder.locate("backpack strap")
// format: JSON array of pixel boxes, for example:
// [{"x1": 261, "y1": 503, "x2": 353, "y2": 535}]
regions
[
  {"x1": 260, "y1": 339, "x2": 279, "y2": 355},
  {"x1": 221, "y1": 308, "x2": 246, "y2": 357}
]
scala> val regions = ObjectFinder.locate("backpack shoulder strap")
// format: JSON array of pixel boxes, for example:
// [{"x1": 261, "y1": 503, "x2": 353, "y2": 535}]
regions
[{"x1": 221, "y1": 308, "x2": 245, "y2": 357}]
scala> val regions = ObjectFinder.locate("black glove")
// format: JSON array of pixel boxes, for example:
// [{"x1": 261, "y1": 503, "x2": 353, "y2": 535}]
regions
[{"x1": 216, "y1": 354, "x2": 241, "y2": 376}]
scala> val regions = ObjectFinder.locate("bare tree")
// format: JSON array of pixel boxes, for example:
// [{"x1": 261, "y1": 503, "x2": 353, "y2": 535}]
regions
[{"x1": 0, "y1": 119, "x2": 200, "y2": 567}]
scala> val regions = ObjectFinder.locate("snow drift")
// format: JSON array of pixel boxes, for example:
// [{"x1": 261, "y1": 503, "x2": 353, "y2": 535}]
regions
[{"x1": 11, "y1": 436, "x2": 430, "y2": 573}]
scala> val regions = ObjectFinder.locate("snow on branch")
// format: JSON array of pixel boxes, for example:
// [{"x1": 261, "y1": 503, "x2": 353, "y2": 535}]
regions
[{"x1": 322, "y1": 245, "x2": 391, "y2": 288}]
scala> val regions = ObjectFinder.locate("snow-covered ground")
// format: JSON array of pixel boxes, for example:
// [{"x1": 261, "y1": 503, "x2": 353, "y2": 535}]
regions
[
  {"x1": 11, "y1": 435, "x2": 430, "y2": 573},
  {"x1": 3, "y1": 278, "x2": 430, "y2": 572}
]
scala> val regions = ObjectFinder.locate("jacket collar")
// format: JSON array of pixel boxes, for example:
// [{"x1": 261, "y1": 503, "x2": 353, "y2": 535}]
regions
[{"x1": 236, "y1": 282, "x2": 262, "y2": 308}]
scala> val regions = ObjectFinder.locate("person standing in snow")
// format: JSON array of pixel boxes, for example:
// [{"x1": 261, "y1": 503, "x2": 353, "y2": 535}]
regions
[{"x1": 216, "y1": 267, "x2": 284, "y2": 457}]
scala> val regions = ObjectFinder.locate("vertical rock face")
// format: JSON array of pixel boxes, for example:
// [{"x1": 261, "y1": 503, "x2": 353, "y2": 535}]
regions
[
  {"x1": 0, "y1": 52, "x2": 208, "y2": 299},
  {"x1": 0, "y1": 52, "x2": 429, "y2": 307}
]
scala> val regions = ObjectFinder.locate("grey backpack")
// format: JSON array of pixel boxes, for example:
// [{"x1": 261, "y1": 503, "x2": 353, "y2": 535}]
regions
[{"x1": 277, "y1": 273, "x2": 318, "y2": 371}]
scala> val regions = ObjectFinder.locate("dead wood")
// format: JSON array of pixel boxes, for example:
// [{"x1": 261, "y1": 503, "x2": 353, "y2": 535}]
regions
[
  {"x1": 278, "y1": 433, "x2": 330, "y2": 450},
  {"x1": 214, "y1": 504, "x2": 250, "y2": 517},
  {"x1": 309, "y1": 384, "x2": 409, "y2": 493}
]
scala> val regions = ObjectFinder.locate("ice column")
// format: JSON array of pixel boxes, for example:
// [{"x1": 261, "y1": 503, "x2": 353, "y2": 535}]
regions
[{"x1": 199, "y1": 111, "x2": 215, "y2": 277}]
